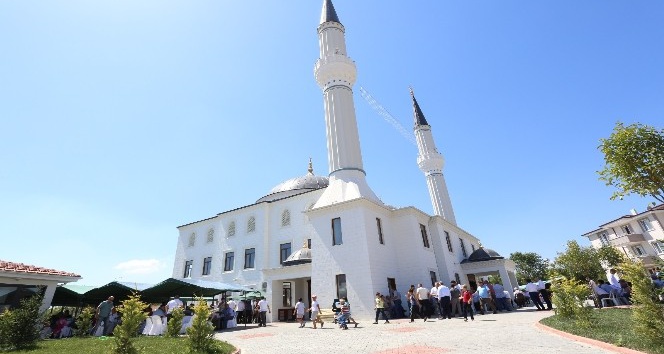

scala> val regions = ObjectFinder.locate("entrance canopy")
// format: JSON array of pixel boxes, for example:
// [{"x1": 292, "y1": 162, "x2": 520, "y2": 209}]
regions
[
  {"x1": 52, "y1": 284, "x2": 97, "y2": 306},
  {"x1": 140, "y1": 278, "x2": 250, "y2": 302}
]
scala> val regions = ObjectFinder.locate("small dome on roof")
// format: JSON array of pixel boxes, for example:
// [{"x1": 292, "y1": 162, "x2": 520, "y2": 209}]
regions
[
  {"x1": 257, "y1": 159, "x2": 328, "y2": 203},
  {"x1": 461, "y1": 247, "x2": 504, "y2": 263}
]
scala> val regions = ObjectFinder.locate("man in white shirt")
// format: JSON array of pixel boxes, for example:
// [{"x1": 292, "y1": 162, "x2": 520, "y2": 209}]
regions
[
  {"x1": 525, "y1": 279, "x2": 545, "y2": 310},
  {"x1": 608, "y1": 269, "x2": 621, "y2": 290},
  {"x1": 166, "y1": 295, "x2": 183, "y2": 320},
  {"x1": 415, "y1": 283, "x2": 431, "y2": 322},
  {"x1": 437, "y1": 282, "x2": 451, "y2": 319},
  {"x1": 257, "y1": 297, "x2": 271, "y2": 327},
  {"x1": 430, "y1": 282, "x2": 440, "y2": 318},
  {"x1": 310, "y1": 295, "x2": 324, "y2": 329},
  {"x1": 536, "y1": 278, "x2": 552, "y2": 310}
]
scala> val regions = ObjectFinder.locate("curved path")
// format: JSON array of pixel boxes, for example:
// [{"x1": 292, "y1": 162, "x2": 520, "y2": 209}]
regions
[{"x1": 214, "y1": 309, "x2": 628, "y2": 354}]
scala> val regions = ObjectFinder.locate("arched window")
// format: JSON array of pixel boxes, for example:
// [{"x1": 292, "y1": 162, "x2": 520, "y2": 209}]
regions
[
  {"x1": 228, "y1": 221, "x2": 236, "y2": 237},
  {"x1": 188, "y1": 233, "x2": 196, "y2": 247},
  {"x1": 281, "y1": 210, "x2": 291, "y2": 227},
  {"x1": 207, "y1": 228, "x2": 214, "y2": 243},
  {"x1": 247, "y1": 216, "x2": 256, "y2": 233}
]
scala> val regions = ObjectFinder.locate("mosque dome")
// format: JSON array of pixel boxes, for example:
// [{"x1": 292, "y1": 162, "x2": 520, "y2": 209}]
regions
[
  {"x1": 256, "y1": 159, "x2": 329, "y2": 203},
  {"x1": 461, "y1": 247, "x2": 504, "y2": 263}
]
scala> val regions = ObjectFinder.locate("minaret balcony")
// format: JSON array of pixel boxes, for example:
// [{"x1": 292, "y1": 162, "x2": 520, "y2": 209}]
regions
[{"x1": 314, "y1": 55, "x2": 357, "y2": 88}]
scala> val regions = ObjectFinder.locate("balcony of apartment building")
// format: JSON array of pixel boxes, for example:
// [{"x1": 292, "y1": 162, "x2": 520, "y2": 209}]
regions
[{"x1": 609, "y1": 233, "x2": 646, "y2": 247}]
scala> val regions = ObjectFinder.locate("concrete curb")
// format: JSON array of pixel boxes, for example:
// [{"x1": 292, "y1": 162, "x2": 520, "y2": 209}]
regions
[{"x1": 535, "y1": 321, "x2": 646, "y2": 354}]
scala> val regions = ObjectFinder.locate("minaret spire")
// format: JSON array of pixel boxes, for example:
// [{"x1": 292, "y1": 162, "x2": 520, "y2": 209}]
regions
[
  {"x1": 313, "y1": 0, "x2": 380, "y2": 207},
  {"x1": 412, "y1": 89, "x2": 457, "y2": 224}
]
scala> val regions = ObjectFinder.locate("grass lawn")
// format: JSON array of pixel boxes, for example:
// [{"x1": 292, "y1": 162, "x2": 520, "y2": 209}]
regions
[
  {"x1": 5, "y1": 336, "x2": 235, "y2": 354},
  {"x1": 541, "y1": 308, "x2": 664, "y2": 354}
]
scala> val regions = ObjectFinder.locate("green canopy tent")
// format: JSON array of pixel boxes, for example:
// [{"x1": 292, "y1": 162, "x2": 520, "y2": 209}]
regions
[
  {"x1": 51, "y1": 284, "x2": 97, "y2": 307},
  {"x1": 82, "y1": 281, "x2": 152, "y2": 304},
  {"x1": 139, "y1": 278, "x2": 250, "y2": 304}
]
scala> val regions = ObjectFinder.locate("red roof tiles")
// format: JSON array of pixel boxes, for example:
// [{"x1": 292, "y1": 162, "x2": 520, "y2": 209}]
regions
[{"x1": 0, "y1": 260, "x2": 80, "y2": 278}]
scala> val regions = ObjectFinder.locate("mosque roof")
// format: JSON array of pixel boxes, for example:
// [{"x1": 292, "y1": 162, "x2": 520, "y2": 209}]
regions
[
  {"x1": 460, "y1": 247, "x2": 504, "y2": 263},
  {"x1": 256, "y1": 159, "x2": 329, "y2": 203},
  {"x1": 320, "y1": 0, "x2": 340, "y2": 24},
  {"x1": 410, "y1": 88, "x2": 429, "y2": 126},
  {"x1": 282, "y1": 242, "x2": 312, "y2": 266}
]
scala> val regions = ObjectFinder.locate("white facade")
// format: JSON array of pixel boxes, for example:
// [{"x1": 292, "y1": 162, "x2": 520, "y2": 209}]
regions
[
  {"x1": 583, "y1": 204, "x2": 664, "y2": 272},
  {"x1": 171, "y1": 0, "x2": 514, "y2": 320}
]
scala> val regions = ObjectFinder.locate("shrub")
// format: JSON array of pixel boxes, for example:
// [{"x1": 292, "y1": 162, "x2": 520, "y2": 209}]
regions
[
  {"x1": 550, "y1": 275, "x2": 594, "y2": 328},
  {"x1": 112, "y1": 292, "x2": 148, "y2": 354},
  {"x1": 186, "y1": 297, "x2": 217, "y2": 353},
  {"x1": 0, "y1": 292, "x2": 45, "y2": 351},
  {"x1": 74, "y1": 306, "x2": 94, "y2": 337},
  {"x1": 620, "y1": 259, "x2": 664, "y2": 345},
  {"x1": 166, "y1": 306, "x2": 184, "y2": 337}
]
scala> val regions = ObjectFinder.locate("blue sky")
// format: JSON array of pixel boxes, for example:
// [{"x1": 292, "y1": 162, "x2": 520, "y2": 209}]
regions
[{"x1": 1, "y1": 0, "x2": 662, "y2": 286}]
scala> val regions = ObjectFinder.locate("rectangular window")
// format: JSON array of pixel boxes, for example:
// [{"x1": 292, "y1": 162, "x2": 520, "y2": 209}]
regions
[
  {"x1": 455, "y1": 273, "x2": 461, "y2": 284},
  {"x1": 638, "y1": 218, "x2": 654, "y2": 232},
  {"x1": 307, "y1": 238, "x2": 312, "y2": 249},
  {"x1": 376, "y1": 218, "x2": 384, "y2": 245},
  {"x1": 202, "y1": 257, "x2": 212, "y2": 275},
  {"x1": 223, "y1": 252, "x2": 234, "y2": 272},
  {"x1": 420, "y1": 224, "x2": 430, "y2": 248},
  {"x1": 336, "y1": 274, "x2": 347, "y2": 299},
  {"x1": 471, "y1": 244, "x2": 476, "y2": 253},
  {"x1": 429, "y1": 271, "x2": 437, "y2": 287},
  {"x1": 445, "y1": 231, "x2": 453, "y2": 252},
  {"x1": 332, "y1": 218, "x2": 343, "y2": 245},
  {"x1": 621, "y1": 224, "x2": 633, "y2": 235},
  {"x1": 183, "y1": 260, "x2": 193, "y2": 278},
  {"x1": 632, "y1": 245, "x2": 645, "y2": 256},
  {"x1": 598, "y1": 231, "x2": 610, "y2": 246},
  {"x1": 651, "y1": 241, "x2": 664, "y2": 254},
  {"x1": 459, "y1": 238, "x2": 468, "y2": 258},
  {"x1": 280, "y1": 242, "x2": 292, "y2": 264},
  {"x1": 244, "y1": 248, "x2": 255, "y2": 269}
]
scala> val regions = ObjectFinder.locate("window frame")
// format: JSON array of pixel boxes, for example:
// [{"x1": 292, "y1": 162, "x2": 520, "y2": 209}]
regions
[
  {"x1": 638, "y1": 218, "x2": 654, "y2": 232},
  {"x1": 429, "y1": 271, "x2": 437, "y2": 287},
  {"x1": 202, "y1": 257, "x2": 212, "y2": 276},
  {"x1": 376, "y1": 218, "x2": 384, "y2": 245},
  {"x1": 459, "y1": 238, "x2": 468, "y2": 258},
  {"x1": 280, "y1": 242, "x2": 292, "y2": 265},
  {"x1": 420, "y1": 224, "x2": 430, "y2": 248},
  {"x1": 332, "y1": 218, "x2": 343, "y2": 246},
  {"x1": 183, "y1": 260, "x2": 193, "y2": 278},
  {"x1": 444, "y1": 231, "x2": 453, "y2": 252},
  {"x1": 651, "y1": 241, "x2": 664, "y2": 254},
  {"x1": 223, "y1": 252, "x2": 234, "y2": 272},
  {"x1": 244, "y1": 248, "x2": 256, "y2": 269},
  {"x1": 336, "y1": 274, "x2": 347, "y2": 299},
  {"x1": 598, "y1": 231, "x2": 610, "y2": 246}
]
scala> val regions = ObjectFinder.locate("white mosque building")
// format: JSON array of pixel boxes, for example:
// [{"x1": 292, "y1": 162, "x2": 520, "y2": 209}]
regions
[{"x1": 171, "y1": 0, "x2": 517, "y2": 320}]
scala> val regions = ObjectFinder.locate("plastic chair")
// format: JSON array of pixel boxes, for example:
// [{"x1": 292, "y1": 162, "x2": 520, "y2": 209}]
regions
[{"x1": 148, "y1": 315, "x2": 164, "y2": 336}]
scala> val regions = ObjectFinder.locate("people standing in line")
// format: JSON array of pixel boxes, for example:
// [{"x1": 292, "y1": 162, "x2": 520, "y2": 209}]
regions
[
  {"x1": 93, "y1": 296, "x2": 114, "y2": 336},
  {"x1": 166, "y1": 295, "x2": 183, "y2": 321},
  {"x1": 294, "y1": 298, "x2": 306, "y2": 328},
  {"x1": 416, "y1": 283, "x2": 431, "y2": 322},
  {"x1": 460, "y1": 285, "x2": 474, "y2": 322},
  {"x1": 257, "y1": 297, "x2": 271, "y2": 327},
  {"x1": 536, "y1": 278, "x2": 552, "y2": 310},
  {"x1": 449, "y1": 281, "x2": 462, "y2": 317},
  {"x1": 525, "y1": 279, "x2": 545, "y2": 310},
  {"x1": 477, "y1": 281, "x2": 497, "y2": 314},
  {"x1": 310, "y1": 295, "x2": 324, "y2": 329},
  {"x1": 437, "y1": 282, "x2": 451, "y2": 320},
  {"x1": 373, "y1": 293, "x2": 390, "y2": 324}
]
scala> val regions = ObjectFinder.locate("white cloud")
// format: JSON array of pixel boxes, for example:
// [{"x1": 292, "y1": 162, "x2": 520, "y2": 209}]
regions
[{"x1": 114, "y1": 259, "x2": 165, "y2": 275}]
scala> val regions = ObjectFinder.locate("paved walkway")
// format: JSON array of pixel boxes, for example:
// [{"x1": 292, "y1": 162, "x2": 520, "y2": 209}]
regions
[{"x1": 214, "y1": 308, "x2": 618, "y2": 354}]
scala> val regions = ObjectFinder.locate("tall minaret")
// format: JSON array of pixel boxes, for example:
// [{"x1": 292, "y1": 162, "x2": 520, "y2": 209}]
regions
[
  {"x1": 412, "y1": 89, "x2": 457, "y2": 225},
  {"x1": 313, "y1": 0, "x2": 380, "y2": 207}
]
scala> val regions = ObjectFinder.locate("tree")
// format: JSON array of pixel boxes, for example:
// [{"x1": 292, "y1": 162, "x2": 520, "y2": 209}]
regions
[
  {"x1": 0, "y1": 292, "x2": 44, "y2": 351},
  {"x1": 552, "y1": 240, "x2": 605, "y2": 282},
  {"x1": 509, "y1": 252, "x2": 550, "y2": 284},
  {"x1": 112, "y1": 292, "x2": 147, "y2": 354},
  {"x1": 598, "y1": 122, "x2": 664, "y2": 203}
]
